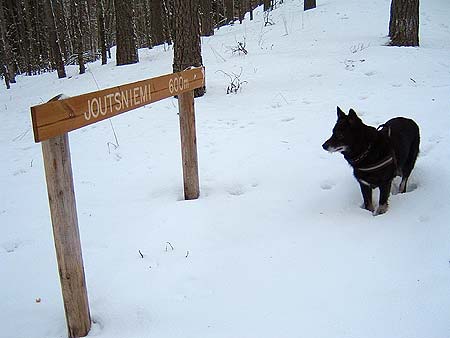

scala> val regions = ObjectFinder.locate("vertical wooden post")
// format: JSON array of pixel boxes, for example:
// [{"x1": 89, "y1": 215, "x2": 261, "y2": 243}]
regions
[
  {"x1": 42, "y1": 133, "x2": 91, "y2": 338},
  {"x1": 178, "y1": 90, "x2": 200, "y2": 200}
]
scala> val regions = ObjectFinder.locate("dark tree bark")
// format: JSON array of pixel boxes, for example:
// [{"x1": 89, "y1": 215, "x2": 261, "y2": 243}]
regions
[
  {"x1": 173, "y1": 0, "x2": 205, "y2": 97},
  {"x1": 150, "y1": 0, "x2": 166, "y2": 46},
  {"x1": 142, "y1": 0, "x2": 152, "y2": 48},
  {"x1": 70, "y1": 0, "x2": 85, "y2": 74},
  {"x1": 11, "y1": 0, "x2": 30, "y2": 77},
  {"x1": 224, "y1": 0, "x2": 234, "y2": 24},
  {"x1": 84, "y1": 0, "x2": 96, "y2": 61},
  {"x1": 104, "y1": 0, "x2": 114, "y2": 58},
  {"x1": 54, "y1": 0, "x2": 70, "y2": 62},
  {"x1": 389, "y1": 0, "x2": 419, "y2": 46},
  {"x1": 97, "y1": 0, "x2": 107, "y2": 64},
  {"x1": 237, "y1": 0, "x2": 244, "y2": 23},
  {"x1": 0, "y1": 0, "x2": 16, "y2": 83},
  {"x1": 23, "y1": 0, "x2": 38, "y2": 75},
  {"x1": 43, "y1": 0, "x2": 66, "y2": 78},
  {"x1": 0, "y1": 40, "x2": 10, "y2": 89},
  {"x1": 200, "y1": 0, "x2": 214, "y2": 36},
  {"x1": 263, "y1": 0, "x2": 271, "y2": 11},
  {"x1": 304, "y1": 0, "x2": 316, "y2": 11},
  {"x1": 162, "y1": 0, "x2": 173, "y2": 45},
  {"x1": 115, "y1": 0, "x2": 139, "y2": 65}
]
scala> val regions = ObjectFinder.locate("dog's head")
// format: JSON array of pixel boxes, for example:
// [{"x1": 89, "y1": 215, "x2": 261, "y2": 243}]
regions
[{"x1": 322, "y1": 107, "x2": 363, "y2": 153}]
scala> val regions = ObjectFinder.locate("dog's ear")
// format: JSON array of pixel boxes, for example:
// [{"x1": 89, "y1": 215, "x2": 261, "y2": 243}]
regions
[
  {"x1": 348, "y1": 109, "x2": 362, "y2": 124},
  {"x1": 337, "y1": 106, "x2": 346, "y2": 120}
]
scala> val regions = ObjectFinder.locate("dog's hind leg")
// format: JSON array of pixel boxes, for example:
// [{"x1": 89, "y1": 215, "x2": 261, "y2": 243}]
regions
[
  {"x1": 375, "y1": 181, "x2": 392, "y2": 215},
  {"x1": 359, "y1": 183, "x2": 374, "y2": 212},
  {"x1": 399, "y1": 177, "x2": 409, "y2": 194},
  {"x1": 399, "y1": 137, "x2": 420, "y2": 193}
]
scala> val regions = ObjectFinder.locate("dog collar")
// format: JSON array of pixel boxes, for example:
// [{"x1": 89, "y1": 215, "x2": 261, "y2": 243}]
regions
[
  {"x1": 349, "y1": 144, "x2": 372, "y2": 164},
  {"x1": 356, "y1": 156, "x2": 394, "y2": 172}
]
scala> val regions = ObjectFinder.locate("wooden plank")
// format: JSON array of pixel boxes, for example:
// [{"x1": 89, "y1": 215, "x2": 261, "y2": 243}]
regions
[
  {"x1": 178, "y1": 90, "x2": 200, "y2": 199},
  {"x1": 42, "y1": 132, "x2": 91, "y2": 338},
  {"x1": 31, "y1": 67, "x2": 205, "y2": 143}
]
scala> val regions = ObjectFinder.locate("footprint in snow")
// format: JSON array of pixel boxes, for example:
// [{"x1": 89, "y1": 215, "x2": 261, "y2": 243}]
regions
[
  {"x1": 227, "y1": 184, "x2": 245, "y2": 196},
  {"x1": 320, "y1": 180, "x2": 336, "y2": 190},
  {"x1": 2, "y1": 240, "x2": 21, "y2": 253},
  {"x1": 13, "y1": 169, "x2": 26, "y2": 176}
]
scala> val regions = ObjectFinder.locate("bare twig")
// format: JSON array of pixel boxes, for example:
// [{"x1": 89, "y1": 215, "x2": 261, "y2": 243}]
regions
[
  {"x1": 165, "y1": 242, "x2": 174, "y2": 251},
  {"x1": 226, "y1": 37, "x2": 248, "y2": 56},
  {"x1": 264, "y1": 11, "x2": 274, "y2": 26},
  {"x1": 216, "y1": 68, "x2": 248, "y2": 94},
  {"x1": 138, "y1": 250, "x2": 144, "y2": 258}
]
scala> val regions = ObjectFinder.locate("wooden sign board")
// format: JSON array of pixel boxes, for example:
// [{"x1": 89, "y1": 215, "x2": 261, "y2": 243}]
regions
[{"x1": 31, "y1": 67, "x2": 205, "y2": 143}]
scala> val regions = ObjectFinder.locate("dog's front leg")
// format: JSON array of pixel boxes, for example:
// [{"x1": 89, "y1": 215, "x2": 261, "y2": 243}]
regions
[
  {"x1": 359, "y1": 182, "x2": 374, "y2": 212},
  {"x1": 375, "y1": 181, "x2": 392, "y2": 215}
]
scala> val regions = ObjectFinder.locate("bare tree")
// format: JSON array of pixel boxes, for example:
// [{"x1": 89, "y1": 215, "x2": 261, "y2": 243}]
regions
[
  {"x1": 43, "y1": 0, "x2": 66, "y2": 78},
  {"x1": 224, "y1": 0, "x2": 234, "y2": 24},
  {"x1": 150, "y1": 0, "x2": 166, "y2": 46},
  {"x1": 70, "y1": 0, "x2": 86, "y2": 73},
  {"x1": 115, "y1": 0, "x2": 139, "y2": 65},
  {"x1": 304, "y1": 0, "x2": 316, "y2": 11},
  {"x1": 97, "y1": 0, "x2": 107, "y2": 64},
  {"x1": 389, "y1": 0, "x2": 419, "y2": 46},
  {"x1": 0, "y1": 0, "x2": 16, "y2": 84},
  {"x1": 173, "y1": 0, "x2": 205, "y2": 97},
  {"x1": 200, "y1": 0, "x2": 214, "y2": 36}
]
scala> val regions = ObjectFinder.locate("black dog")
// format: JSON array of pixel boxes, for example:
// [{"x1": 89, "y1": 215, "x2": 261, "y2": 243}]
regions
[{"x1": 322, "y1": 107, "x2": 420, "y2": 215}]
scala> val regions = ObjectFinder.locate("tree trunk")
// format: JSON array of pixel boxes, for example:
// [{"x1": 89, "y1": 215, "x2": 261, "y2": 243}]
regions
[
  {"x1": 0, "y1": 0, "x2": 16, "y2": 83},
  {"x1": 54, "y1": 0, "x2": 70, "y2": 62},
  {"x1": 173, "y1": 0, "x2": 205, "y2": 97},
  {"x1": 263, "y1": 0, "x2": 271, "y2": 11},
  {"x1": 237, "y1": 0, "x2": 244, "y2": 23},
  {"x1": 115, "y1": 0, "x2": 139, "y2": 65},
  {"x1": 224, "y1": 0, "x2": 234, "y2": 24},
  {"x1": 70, "y1": 0, "x2": 85, "y2": 74},
  {"x1": 104, "y1": 0, "x2": 113, "y2": 58},
  {"x1": 84, "y1": 0, "x2": 96, "y2": 61},
  {"x1": 150, "y1": 0, "x2": 166, "y2": 46},
  {"x1": 43, "y1": 0, "x2": 66, "y2": 78},
  {"x1": 304, "y1": 0, "x2": 316, "y2": 11},
  {"x1": 162, "y1": 0, "x2": 173, "y2": 45},
  {"x1": 97, "y1": 0, "x2": 107, "y2": 64},
  {"x1": 389, "y1": 0, "x2": 419, "y2": 46},
  {"x1": 200, "y1": 0, "x2": 214, "y2": 36},
  {"x1": 1, "y1": 63, "x2": 10, "y2": 89},
  {"x1": 143, "y1": 0, "x2": 152, "y2": 48}
]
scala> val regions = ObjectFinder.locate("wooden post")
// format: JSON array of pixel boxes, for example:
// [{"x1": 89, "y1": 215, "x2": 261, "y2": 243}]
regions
[
  {"x1": 42, "y1": 132, "x2": 91, "y2": 338},
  {"x1": 178, "y1": 90, "x2": 200, "y2": 200}
]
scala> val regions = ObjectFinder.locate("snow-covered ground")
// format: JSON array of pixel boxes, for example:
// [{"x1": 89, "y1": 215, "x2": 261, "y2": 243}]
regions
[{"x1": 1, "y1": 0, "x2": 450, "y2": 337}]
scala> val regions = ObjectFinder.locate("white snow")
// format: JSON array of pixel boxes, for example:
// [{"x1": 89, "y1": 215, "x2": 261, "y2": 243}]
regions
[{"x1": 1, "y1": 0, "x2": 450, "y2": 337}]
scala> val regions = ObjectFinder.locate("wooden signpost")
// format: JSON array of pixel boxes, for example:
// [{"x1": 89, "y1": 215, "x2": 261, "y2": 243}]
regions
[{"x1": 31, "y1": 67, "x2": 205, "y2": 338}]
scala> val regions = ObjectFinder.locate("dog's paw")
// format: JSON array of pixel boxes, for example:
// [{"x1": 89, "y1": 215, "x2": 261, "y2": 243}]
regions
[
  {"x1": 361, "y1": 203, "x2": 375, "y2": 213},
  {"x1": 373, "y1": 204, "x2": 388, "y2": 216}
]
